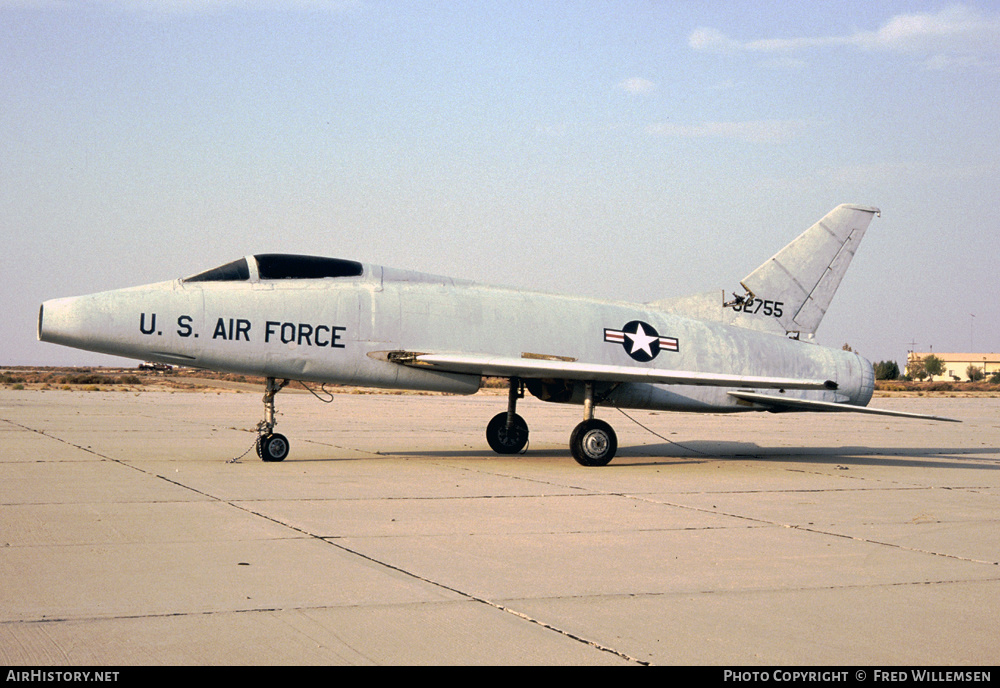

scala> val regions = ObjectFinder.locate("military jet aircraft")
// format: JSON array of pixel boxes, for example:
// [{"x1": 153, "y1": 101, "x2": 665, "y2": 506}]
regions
[{"x1": 38, "y1": 204, "x2": 956, "y2": 465}]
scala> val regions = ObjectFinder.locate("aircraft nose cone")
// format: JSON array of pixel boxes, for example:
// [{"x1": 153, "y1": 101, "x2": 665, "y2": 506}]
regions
[
  {"x1": 38, "y1": 296, "x2": 86, "y2": 346},
  {"x1": 38, "y1": 293, "x2": 115, "y2": 353},
  {"x1": 38, "y1": 282, "x2": 200, "y2": 363}
]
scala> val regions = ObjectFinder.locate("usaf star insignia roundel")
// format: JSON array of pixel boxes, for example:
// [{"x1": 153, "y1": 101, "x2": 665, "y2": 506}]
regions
[{"x1": 604, "y1": 320, "x2": 679, "y2": 362}]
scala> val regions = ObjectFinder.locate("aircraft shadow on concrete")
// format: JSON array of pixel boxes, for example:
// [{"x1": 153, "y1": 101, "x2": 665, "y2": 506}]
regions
[
  {"x1": 310, "y1": 442, "x2": 1000, "y2": 471},
  {"x1": 615, "y1": 441, "x2": 1000, "y2": 470}
]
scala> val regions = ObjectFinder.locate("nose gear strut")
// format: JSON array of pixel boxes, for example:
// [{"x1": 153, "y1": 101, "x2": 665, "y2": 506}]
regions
[{"x1": 257, "y1": 377, "x2": 290, "y2": 461}]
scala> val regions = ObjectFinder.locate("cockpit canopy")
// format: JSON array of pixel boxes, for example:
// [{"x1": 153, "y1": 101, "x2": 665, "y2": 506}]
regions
[
  {"x1": 184, "y1": 254, "x2": 364, "y2": 283},
  {"x1": 184, "y1": 258, "x2": 250, "y2": 282}
]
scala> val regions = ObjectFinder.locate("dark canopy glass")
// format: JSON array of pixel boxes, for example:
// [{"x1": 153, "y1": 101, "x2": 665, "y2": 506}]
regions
[
  {"x1": 255, "y1": 254, "x2": 364, "y2": 280},
  {"x1": 184, "y1": 255, "x2": 363, "y2": 282}
]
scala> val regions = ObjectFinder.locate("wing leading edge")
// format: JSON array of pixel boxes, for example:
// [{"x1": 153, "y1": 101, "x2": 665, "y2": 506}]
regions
[{"x1": 374, "y1": 351, "x2": 837, "y2": 391}]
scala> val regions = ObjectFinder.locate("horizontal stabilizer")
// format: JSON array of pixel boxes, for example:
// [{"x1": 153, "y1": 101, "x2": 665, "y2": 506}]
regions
[
  {"x1": 375, "y1": 351, "x2": 837, "y2": 390},
  {"x1": 728, "y1": 391, "x2": 960, "y2": 422}
]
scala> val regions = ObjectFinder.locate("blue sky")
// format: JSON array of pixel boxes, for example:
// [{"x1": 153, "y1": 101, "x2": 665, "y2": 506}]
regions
[{"x1": 3, "y1": 1, "x2": 998, "y2": 367}]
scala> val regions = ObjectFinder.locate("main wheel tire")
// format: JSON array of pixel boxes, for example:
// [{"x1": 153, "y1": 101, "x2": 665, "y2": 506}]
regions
[
  {"x1": 260, "y1": 433, "x2": 290, "y2": 462},
  {"x1": 570, "y1": 419, "x2": 617, "y2": 466},
  {"x1": 486, "y1": 412, "x2": 529, "y2": 454}
]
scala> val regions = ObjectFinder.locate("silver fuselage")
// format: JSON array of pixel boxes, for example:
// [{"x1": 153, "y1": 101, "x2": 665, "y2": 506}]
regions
[{"x1": 38, "y1": 263, "x2": 875, "y2": 413}]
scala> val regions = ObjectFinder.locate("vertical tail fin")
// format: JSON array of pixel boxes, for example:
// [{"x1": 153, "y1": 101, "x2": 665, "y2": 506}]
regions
[
  {"x1": 652, "y1": 204, "x2": 879, "y2": 338},
  {"x1": 739, "y1": 204, "x2": 880, "y2": 337}
]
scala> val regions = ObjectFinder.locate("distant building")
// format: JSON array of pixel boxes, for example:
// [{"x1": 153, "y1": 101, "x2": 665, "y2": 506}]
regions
[{"x1": 906, "y1": 352, "x2": 1000, "y2": 381}]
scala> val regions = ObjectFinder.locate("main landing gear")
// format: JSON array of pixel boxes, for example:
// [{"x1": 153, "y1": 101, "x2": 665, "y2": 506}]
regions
[
  {"x1": 569, "y1": 382, "x2": 617, "y2": 467},
  {"x1": 256, "y1": 377, "x2": 290, "y2": 462},
  {"x1": 486, "y1": 377, "x2": 529, "y2": 454},
  {"x1": 485, "y1": 379, "x2": 618, "y2": 466}
]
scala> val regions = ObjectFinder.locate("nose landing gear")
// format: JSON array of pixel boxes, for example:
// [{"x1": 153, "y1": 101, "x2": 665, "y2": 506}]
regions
[{"x1": 257, "y1": 377, "x2": 290, "y2": 462}]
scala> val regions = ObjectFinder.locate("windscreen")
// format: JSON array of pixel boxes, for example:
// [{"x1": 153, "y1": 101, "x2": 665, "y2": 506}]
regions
[{"x1": 183, "y1": 258, "x2": 250, "y2": 282}]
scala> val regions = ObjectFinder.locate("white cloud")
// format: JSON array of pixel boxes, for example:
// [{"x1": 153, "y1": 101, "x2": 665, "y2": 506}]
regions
[
  {"x1": 687, "y1": 27, "x2": 729, "y2": 52},
  {"x1": 857, "y1": 5, "x2": 1000, "y2": 52},
  {"x1": 689, "y1": 26, "x2": 851, "y2": 54},
  {"x1": 619, "y1": 77, "x2": 657, "y2": 94},
  {"x1": 690, "y1": 5, "x2": 1000, "y2": 69},
  {"x1": 645, "y1": 119, "x2": 811, "y2": 144}
]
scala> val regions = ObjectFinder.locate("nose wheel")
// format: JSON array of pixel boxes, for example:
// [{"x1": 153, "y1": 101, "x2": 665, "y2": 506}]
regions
[{"x1": 258, "y1": 432, "x2": 290, "y2": 462}]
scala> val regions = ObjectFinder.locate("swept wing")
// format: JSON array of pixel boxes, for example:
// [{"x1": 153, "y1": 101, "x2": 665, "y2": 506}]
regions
[
  {"x1": 380, "y1": 352, "x2": 958, "y2": 423},
  {"x1": 376, "y1": 351, "x2": 838, "y2": 391}
]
